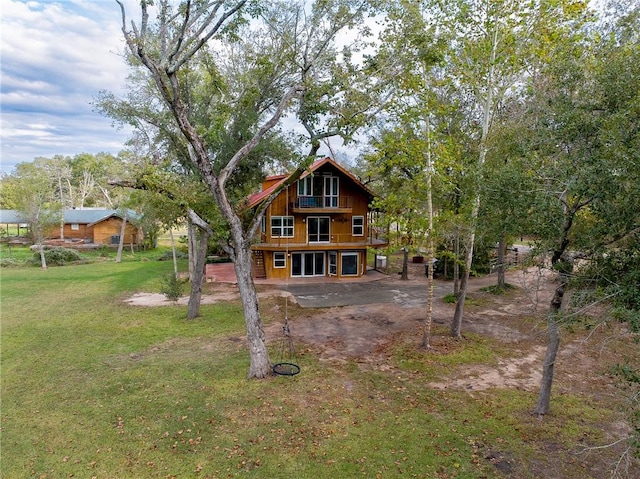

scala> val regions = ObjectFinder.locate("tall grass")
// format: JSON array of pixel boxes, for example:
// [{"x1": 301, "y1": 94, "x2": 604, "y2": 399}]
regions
[{"x1": 0, "y1": 260, "x2": 624, "y2": 478}]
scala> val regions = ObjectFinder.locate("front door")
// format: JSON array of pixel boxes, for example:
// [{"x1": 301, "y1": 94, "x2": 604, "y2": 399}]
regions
[
  {"x1": 328, "y1": 251, "x2": 337, "y2": 276},
  {"x1": 291, "y1": 252, "x2": 325, "y2": 277}
]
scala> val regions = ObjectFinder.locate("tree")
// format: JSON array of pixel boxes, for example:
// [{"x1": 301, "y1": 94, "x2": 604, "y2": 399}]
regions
[
  {"x1": 12, "y1": 162, "x2": 62, "y2": 269},
  {"x1": 511, "y1": 5, "x2": 640, "y2": 415},
  {"x1": 428, "y1": 0, "x2": 548, "y2": 338},
  {"x1": 115, "y1": 0, "x2": 375, "y2": 378},
  {"x1": 478, "y1": 100, "x2": 539, "y2": 289}
]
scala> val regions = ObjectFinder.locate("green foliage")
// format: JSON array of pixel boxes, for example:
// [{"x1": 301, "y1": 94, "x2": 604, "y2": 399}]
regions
[
  {"x1": 610, "y1": 363, "x2": 640, "y2": 457},
  {"x1": 443, "y1": 293, "x2": 457, "y2": 304},
  {"x1": 33, "y1": 247, "x2": 83, "y2": 266},
  {"x1": 571, "y1": 239, "x2": 640, "y2": 333},
  {"x1": 160, "y1": 273, "x2": 183, "y2": 302},
  {"x1": 0, "y1": 258, "x2": 23, "y2": 268},
  {"x1": 157, "y1": 250, "x2": 188, "y2": 262},
  {"x1": 591, "y1": 246, "x2": 640, "y2": 311}
]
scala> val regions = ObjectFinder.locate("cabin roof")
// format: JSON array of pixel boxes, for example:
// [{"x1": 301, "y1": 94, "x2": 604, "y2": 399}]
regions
[{"x1": 0, "y1": 209, "x2": 140, "y2": 225}]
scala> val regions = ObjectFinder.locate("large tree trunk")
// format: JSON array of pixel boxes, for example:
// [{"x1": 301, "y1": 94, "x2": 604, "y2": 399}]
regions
[
  {"x1": 401, "y1": 247, "x2": 409, "y2": 280},
  {"x1": 187, "y1": 223, "x2": 209, "y2": 320},
  {"x1": 233, "y1": 246, "x2": 271, "y2": 378},
  {"x1": 534, "y1": 200, "x2": 577, "y2": 414},
  {"x1": 422, "y1": 252, "x2": 435, "y2": 348},
  {"x1": 39, "y1": 243, "x2": 47, "y2": 270},
  {"x1": 422, "y1": 116, "x2": 435, "y2": 349}
]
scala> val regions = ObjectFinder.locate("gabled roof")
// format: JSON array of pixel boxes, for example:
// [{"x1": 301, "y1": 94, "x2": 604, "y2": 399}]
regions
[
  {"x1": 0, "y1": 209, "x2": 140, "y2": 225},
  {"x1": 247, "y1": 157, "x2": 374, "y2": 209}
]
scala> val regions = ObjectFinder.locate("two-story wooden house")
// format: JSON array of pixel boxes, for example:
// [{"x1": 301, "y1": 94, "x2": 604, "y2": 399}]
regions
[{"x1": 247, "y1": 157, "x2": 387, "y2": 280}]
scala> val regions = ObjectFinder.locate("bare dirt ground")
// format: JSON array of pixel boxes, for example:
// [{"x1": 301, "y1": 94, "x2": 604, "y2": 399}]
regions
[
  {"x1": 125, "y1": 262, "x2": 631, "y2": 394},
  {"x1": 124, "y1": 261, "x2": 638, "y2": 477}
]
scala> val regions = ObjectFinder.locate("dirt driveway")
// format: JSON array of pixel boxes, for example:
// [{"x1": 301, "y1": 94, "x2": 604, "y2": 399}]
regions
[{"x1": 268, "y1": 264, "x2": 557, "y2": 383}]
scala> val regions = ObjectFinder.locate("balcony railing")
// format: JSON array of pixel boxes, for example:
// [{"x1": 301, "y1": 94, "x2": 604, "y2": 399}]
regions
[
  {"x1": 252, "y1": 232, "x2": 387, "y2": 248},
  {"x1": 292, "y1": 196, "x2": 352, "y2": 211}
]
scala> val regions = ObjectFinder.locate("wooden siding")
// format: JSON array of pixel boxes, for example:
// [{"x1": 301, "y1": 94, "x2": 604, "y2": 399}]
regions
[
  {"x1": 93, "y1": 218, "x2": 142, "y2": 245},
  {"x1": 252, "y1": 162, "x2": 379, "y2": 279},
  {"x1": 258, "y1": 249, "x2": 367, "y2": 280},
  {"x1": 61, "y1": 223, "x2": 93, "y2": 241},
  {"x1": 46, "y1": 219, "x2": 142, "y2": 245}
]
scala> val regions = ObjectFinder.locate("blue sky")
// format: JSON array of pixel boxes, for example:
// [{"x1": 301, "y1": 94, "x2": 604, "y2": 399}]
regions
[{"x1": 1, "y1": 0, "x2": 137, "y2": 174}]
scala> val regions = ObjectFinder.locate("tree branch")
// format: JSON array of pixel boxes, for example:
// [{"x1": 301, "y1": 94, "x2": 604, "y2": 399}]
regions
[{"x1": 218, "y1": 83, "x2": 303, "y2": 188}]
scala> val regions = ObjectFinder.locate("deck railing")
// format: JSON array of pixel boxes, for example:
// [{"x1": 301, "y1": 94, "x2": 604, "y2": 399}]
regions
[{"x1": 293, "y1": 196, "x2": 352, "y2": 209}]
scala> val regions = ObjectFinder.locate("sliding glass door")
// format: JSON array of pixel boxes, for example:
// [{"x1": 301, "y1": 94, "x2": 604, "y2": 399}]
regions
[{"x1": 291, "y1": 252, "x2": 325, "y2": 277}]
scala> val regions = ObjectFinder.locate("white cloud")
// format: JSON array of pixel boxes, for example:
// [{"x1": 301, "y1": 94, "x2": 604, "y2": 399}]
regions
[{"x1": 0, "y1": 0, "x2": 133, "y2": 173}]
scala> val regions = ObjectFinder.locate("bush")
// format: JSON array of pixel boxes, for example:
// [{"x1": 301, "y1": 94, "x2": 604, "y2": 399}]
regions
[
  {"x1": 160, "y1": 273, "x2": 183, "y2": 302},
  {"x1": 33, "y1": 247, "x2": 83, "y2": 266},
  {"x1": 443, "y1": 293, "x2": 457, "y2": 304},
  {"x1": 157, "y1": 250, "x2": 188, "y2": 262},
  {"x1": 0, "y1": 258, "x2": 24, "y2": 268}
]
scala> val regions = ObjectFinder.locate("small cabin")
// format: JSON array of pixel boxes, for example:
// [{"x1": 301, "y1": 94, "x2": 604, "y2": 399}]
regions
[{"x1": 0, "y1": 209, "x2": 143, "y2": 247}]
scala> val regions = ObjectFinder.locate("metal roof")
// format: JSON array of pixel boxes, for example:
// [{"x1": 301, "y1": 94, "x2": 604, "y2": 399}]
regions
[{"x1": 0, "y1": 209, "x2": 140, "y2": 225}]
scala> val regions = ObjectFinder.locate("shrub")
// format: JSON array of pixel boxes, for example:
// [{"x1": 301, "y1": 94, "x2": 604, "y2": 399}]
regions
[
  {"x1": 0, "y1": 258, "x2": 24, "y2": 268},
  {"x1": 443, "y1": 293, "x2": 457, "y2": 304},
  {"x1": 160, "y1": 273, "x2": 183, "y2": 302},
  {"x1": 157, "y1": 250, "x2": 188, "y2": 262},
  {"x1": 33, "y1": 247, "x2": 83, "y2": 266}
]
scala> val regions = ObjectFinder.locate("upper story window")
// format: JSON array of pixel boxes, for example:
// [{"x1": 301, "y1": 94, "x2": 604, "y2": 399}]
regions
[
  {"x1": 297, "y1": 174, "x2": 339, "y2": 208},
  {"x1": 352, "y1": 216, "x2": 364, "y2": 236},
  {"x1": 270, "y1": 216, "x2": 294, "y2": 237}
]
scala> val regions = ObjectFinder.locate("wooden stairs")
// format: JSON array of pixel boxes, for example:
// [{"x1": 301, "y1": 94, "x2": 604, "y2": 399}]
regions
[{"x1": 252, "y1": 250, "x2": 267, "y2": 279}]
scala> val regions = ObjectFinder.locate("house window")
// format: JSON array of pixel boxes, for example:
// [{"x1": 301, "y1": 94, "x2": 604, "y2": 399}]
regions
[
  {"x1": 307, "y1": 217, "x2": 330, "y2": 242},
  {"x1": 274, "y1": 252, "x2": 286, "y2": 268},
  {"x1": 71, "y1": 223, "x2": 79, "y2": 231},
  {"x1": 341, "y1": 252, "x2": 359, "y2": 276},
  {"x1": 352, "y1": 216, "x2": 364, "y2": 236},
  {"x1": 297, "y1": 175, "x2": 339, "y2": 208},
  {"x1": 297, "y1": 176, "x2": 323, "y2": 197},
  {"x1": 271, "y1": 216, "x2": 294, "y2": 237},
  {"x1": 324, "y1": 176, "x2": 339, "y2": 207}
]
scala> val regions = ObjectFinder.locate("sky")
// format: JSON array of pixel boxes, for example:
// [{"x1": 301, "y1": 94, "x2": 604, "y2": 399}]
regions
[
  {"x1": 0, "y1": 0, "x2": 141, "y2": 175},
  {"x1": 0, "y1": 0, "x2": 360, "y2": 177}
]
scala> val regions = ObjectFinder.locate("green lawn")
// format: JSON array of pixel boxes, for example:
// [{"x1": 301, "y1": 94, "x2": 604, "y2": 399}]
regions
[{"x1": 0, "y1": 257, "x2": 626, "y2": 478}]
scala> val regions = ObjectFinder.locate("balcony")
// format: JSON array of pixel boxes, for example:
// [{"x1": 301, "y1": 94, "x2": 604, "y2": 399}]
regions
[
  {"x1": 291, "y1": 196, "x2": 352, "y2": 213},
  {"x1": 251, "y1": 232, "x2": 387, "y2": 251}
]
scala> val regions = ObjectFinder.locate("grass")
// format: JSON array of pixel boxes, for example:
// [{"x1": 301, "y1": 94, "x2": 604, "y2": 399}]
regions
[{"x1": 0, "y1": 257, "x2": 632, "y2": 478}]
